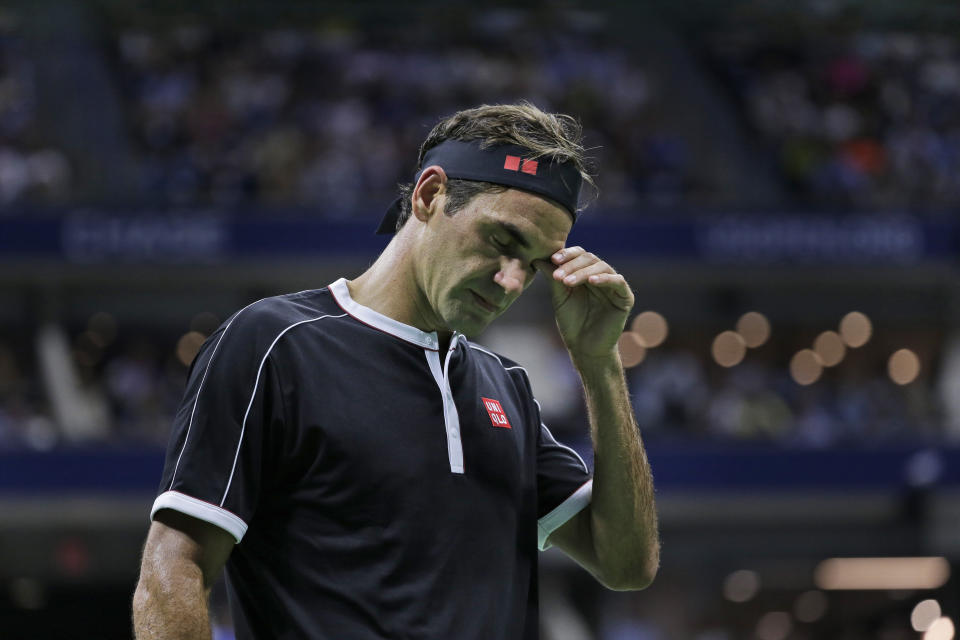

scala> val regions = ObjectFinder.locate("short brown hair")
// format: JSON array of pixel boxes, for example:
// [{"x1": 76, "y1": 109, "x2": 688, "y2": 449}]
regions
[{"x1": 393, "y1": 102, "x2": 595, "y2": 231}]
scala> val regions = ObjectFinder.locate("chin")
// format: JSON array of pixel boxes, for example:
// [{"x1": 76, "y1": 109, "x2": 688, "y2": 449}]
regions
[
  {"x1": 448, "y1": 317, "x2": 488, "y2": 338},
  {"x1": 442, "y1": 302, "x2": 491, "y2": 337}
]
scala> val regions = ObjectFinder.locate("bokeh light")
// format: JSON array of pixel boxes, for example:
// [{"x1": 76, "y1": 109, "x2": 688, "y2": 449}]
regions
[
  {"x1": 889, "y1": 349, "x2": 921, "y2": 385},
  {"x1": 815, "y1": 557, "x2": 950, "y2": 590},
  {"x1": 617, "y1": 332, "x2": 646, "y2": 368},
  {"x1": 839, "y1": 311, "x2": 872, "y2": 348},
  {"x1": 712, "y1": 330, "x2": 746, "y2": 368},
  {"x1": 813, "y1": 330, "x2": 846, "y2": 367},
  {"x1": 790, "y1": 349, "x2": 823, "y2": 385},
  {"x1": 630, "y1": 311, "x2": 668, "y2": 348},
  {"x1": 722, "y1": 569, "x2": 759, "y2": 603},
  {"x1": 176, "y1": 331, "x2": 206, "y2": 367},
  {"x1": 736, "y1": 311, "x2": 771, "y2": 348},
  {"x1": 913, "y1": 600, "x2": 943, "y2": 632},
  {"x1": 793, "y1": 590, "x2": 828, "y2": 623},
  {"x1": 925, "y1": 617, "x2": 956, "y2": 640},
  {"x1": 756, "y1": 611, "x2": 792, "y2": 640}
]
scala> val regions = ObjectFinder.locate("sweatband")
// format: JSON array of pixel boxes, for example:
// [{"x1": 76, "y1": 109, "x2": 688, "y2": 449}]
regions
[{"x1": 376, "y1": 139, "x2": 583, "y2": 234}]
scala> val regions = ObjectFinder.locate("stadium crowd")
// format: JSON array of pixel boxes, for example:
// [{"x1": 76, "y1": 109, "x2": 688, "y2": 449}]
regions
[
  {"x1": 0, "y1": 316, "x2": 946, "y2": 452},
  {"x1": 1, "y1": 6, "x2": 956, "y2": 640},
  {"x1": 0, "y1": 9, "x2": 72, "y2": 207},
  {"x1": 0, "y1": 6, "x2": 958, "y2": 214},
  {"x1": 0, "y1": 6, "x2": 952, "y2": 451},
  {"x1": 109, "y1": 12, "x2": 684, "y2": 212},
  {"x1": 709, "y1": 25, "x2": 960, "y2": 211}
]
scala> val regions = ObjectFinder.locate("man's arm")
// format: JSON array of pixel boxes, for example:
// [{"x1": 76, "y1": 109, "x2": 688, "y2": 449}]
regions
[
  {"x1": 546, "y1": 353, "x2": 659, "y2": 590},
  {"x1": 534, "y1": 247, "x2": 659, "y2": 591},
  {"x1": 132, "y1": 510, "x2": 235, "y2": 640}
]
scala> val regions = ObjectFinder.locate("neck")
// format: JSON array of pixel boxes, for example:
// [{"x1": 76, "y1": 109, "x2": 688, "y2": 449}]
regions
[{"x1": 347, "y1": 231, "x2": 452, "y2": 345}]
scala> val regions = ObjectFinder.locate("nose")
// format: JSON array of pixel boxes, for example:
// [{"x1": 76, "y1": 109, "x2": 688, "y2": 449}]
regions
[{"x1": 495, "y1": 257, "x2": 527, "y2": 295}]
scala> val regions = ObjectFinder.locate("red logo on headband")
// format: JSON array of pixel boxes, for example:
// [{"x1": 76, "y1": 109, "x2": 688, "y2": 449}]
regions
[{"x1": 504, "y1": 155, "x2": 538, "y2": 176}]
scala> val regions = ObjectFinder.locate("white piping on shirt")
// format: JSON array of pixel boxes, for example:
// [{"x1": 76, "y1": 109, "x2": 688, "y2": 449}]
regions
[
  {"x1": 469, "y1": 341, "x2": 593, "y2": 546},
  {"x1": 467, "y1": 344, "x2": 588, "y2": 474},
  {"x1": 169, "y1": 298, "x2": 264, "y2": 491},
  {"x1": 533, "y1": 399, "x2": 589, "y2": 474},
  {"x1": 219, "y1": 312, "x2": 347, "y2": 506}
]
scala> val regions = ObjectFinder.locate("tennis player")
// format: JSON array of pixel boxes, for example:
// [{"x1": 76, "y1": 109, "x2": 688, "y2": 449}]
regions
[{"x1": 133, "y1": 103, "x2": 659, "y2": 639}]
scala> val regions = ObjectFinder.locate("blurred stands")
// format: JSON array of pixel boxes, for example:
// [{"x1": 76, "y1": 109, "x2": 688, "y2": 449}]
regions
[
  {"x1": 0, "y1": 3, "x2": 954, "y2": 452},
  {"x1": 104, "y1": 9, "x2": 706, "y2": 211},
  {"x1": 0, "y1": 8, "x2": 72, "y2": 206},
  {"x1": 2, "y1": 4, "x2": 960, "y2": 213},
  {"x1": 0, "y1": 295, "x2": 951, "y2": 452},
  {"x1": 705, "y1": 9, "x2": 960, "y2": 212},
  {"x1": 1, "y1": 3, "x2": 959, "y2": 639}
]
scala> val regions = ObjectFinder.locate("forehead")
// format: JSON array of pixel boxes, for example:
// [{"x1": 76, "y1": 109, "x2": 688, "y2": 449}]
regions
[{"x1": 472, "y1": 188, "x2": 571, "y2": 250}]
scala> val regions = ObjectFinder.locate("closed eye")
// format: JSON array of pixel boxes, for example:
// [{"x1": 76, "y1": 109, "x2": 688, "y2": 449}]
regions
[{"x1": 490, "y1": 235, "x2": 537, "y2": 275}]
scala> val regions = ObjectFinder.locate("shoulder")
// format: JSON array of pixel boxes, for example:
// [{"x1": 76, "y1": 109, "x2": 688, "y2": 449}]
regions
[
  {"x1": 465, "y1": 340, "x2": 534, "y2": 388},
  {"x1": 214, "y1": 288, "x2": 342, "y2": 352}
]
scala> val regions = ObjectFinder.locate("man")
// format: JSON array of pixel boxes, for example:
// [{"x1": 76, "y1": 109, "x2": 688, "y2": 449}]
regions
[{"x1": 133, "y1": 103, "x2": 659, "y2": 639}]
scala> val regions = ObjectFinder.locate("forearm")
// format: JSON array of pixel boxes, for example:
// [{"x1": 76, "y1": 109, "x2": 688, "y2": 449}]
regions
[
  {"x1": 576, "y1": 351, "x2": 659, "y2": 588},
  {"x1": 133, "y1": 558, "x2": 213, "y2": 640}
]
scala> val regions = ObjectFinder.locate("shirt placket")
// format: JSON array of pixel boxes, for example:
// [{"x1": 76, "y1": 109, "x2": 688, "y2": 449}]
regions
[{"x1": 424, "y1": 333, "x2": 464, "y2": 474}]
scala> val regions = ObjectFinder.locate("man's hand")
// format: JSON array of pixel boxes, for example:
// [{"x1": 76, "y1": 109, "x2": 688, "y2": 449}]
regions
[
  {"x1": 535, "y1": 246, "x2": 634, "y2": 362},
  {"x1": 536, "y1": 246, "x2": 659, "y2": 591}
]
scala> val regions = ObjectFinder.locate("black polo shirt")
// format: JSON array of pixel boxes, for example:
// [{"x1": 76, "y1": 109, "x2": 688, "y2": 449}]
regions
[{"x1": 151, "y1": 278, "x2": 592, "y2": 640}]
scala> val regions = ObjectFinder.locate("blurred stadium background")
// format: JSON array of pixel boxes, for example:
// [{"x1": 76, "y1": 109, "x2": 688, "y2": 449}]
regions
[{"x1": 1, "y1": 0, "x2": 960, "y2": 638}]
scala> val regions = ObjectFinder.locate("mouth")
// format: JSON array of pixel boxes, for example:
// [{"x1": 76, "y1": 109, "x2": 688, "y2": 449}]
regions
[{"x1": 469, "y1": 290, "x2": 500, "y2": 313}]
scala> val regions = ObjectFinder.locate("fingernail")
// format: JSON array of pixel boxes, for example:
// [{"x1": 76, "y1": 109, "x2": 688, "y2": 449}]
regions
[
  {"x1": 554, "y1": 269, "x2": 565, "y2": 279},
  {"x1": 553, "y1": 252, "x2": 563, "y2": 261},
  {"x1": 564, "y1": 274, "x2": 576, "y2": 284}
]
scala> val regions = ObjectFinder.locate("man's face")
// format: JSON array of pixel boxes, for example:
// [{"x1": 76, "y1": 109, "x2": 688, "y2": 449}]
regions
[{"x1": 415, "y1": 187, "x2": 572, "y2": 337}]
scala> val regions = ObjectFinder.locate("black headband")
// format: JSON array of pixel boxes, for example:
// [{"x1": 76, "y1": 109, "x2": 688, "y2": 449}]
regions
[{"x1": 376, "y1": 139, "x2": 583, "y2": 234}]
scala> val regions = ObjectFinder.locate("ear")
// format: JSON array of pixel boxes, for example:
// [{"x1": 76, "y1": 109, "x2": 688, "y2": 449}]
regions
[{"x1": 411, "y1": 166, "x2": 447, "y2": 223}]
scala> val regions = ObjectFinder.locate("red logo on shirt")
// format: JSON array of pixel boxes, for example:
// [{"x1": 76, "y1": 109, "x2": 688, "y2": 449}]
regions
[
  {"x1": 481, "y1": 397, "x2": 511, "y2": 429},
  {"x1": 504, "y1": 155, "x2": 538, "y2": 176}
]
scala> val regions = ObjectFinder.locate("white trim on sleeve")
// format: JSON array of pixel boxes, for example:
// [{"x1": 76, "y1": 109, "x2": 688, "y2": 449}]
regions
[
  {"x1": 219, "y1": 312, "x2": 346, "y2": 506},
  {"x1": 538, "y1": 479, "x2": 593, "y2": 551},
  {"x1": 151, "y1": 490, "x2": 248, "y2": 544}
]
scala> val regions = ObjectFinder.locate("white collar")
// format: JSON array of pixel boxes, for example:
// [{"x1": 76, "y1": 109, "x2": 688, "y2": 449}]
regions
[{"x1": 330, "y1": 277, "x2": 462, "y2": 352}]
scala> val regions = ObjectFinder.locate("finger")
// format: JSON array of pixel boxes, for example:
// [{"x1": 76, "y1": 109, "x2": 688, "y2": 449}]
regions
[
  {"x1": 553, "y1": 252, "x2": 602, "y2": 283},
  {"x1": 556, "y1": 258, "x2": 610, "y2": 286},
  {"x1": 561, "y1": 261, "x2": 612, "y2": 287},
  {"x1": 587, "y1": 273, "x2": 633, "y2": 297},
  {"x1": 587, "y1": 273, "x2": 635, "y2": 310},
  {"x1": 551, "y1": 246, "x2": 585, "y2": 265}
]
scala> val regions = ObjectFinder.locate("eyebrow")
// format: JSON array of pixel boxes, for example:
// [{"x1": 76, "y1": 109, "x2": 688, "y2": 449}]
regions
[
  {"x1": 493, "y1": 220, "x2": 562, "y2": 264},
  {"x1": 496, "y1": 221, "x2": 531, "y2": 249}
]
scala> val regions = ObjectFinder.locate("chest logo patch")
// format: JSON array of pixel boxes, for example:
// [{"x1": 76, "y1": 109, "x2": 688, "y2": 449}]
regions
[{"x1": 481, "y1": 397, "x2": 512, "y2": 429}]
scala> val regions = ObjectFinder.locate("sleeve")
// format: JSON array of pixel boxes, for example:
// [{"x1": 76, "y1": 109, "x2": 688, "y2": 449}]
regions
[
  {"x1": 150, "y1": 308, "x2": 286, "y2": 543},
  {"x1": 534, "y1": 398, "x2": 593, "y2": 551}
]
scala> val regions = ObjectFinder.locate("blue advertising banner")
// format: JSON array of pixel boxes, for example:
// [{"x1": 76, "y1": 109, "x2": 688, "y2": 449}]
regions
[
  {"x1": 0, "y1": 210, "x2": 956, "y2": 264},
  {"x1": 2, "y1": 445, "x2": 958, "y2": 493}
]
